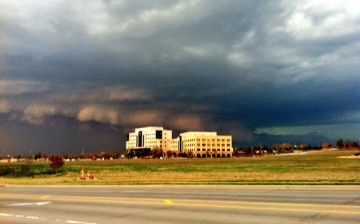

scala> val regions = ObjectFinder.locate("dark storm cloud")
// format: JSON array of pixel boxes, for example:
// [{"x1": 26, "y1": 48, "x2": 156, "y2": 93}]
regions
[{"x1": 0, "y1": 0, "x2": 360, "y2": 154}]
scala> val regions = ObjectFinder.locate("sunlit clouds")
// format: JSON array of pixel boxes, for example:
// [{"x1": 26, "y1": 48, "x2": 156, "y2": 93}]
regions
[{"x1": 0, "y1": 80, "x2": 49, "y2": 96}]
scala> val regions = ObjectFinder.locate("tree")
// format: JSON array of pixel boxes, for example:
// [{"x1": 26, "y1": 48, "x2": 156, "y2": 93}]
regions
[
  {"x1": 21, "y1": 159, "x2": 33, "y2": 176},
  {"x1": 336, "y1": 138, "x2": 344, "y2": 148},
  {"x1": 151, "y1": 147, "x2": 163, "y2": 158},
  {"x1": 34, "y1": 152, "x2": 42, "y2": 161},
  {"x1": 99, "y1": 152, "x2": 112, "y2": 160},
  {"x1": 280, "y1": 143, "x2": 293, "y2": 151},
  {"x1": 321, "y1": 143, "x2": 333, "y2": 149},
  {"x1": 345, "y1": 140, "x2": 359, "y2": 149},
  {"x1": 166, "y1": 150, "x2": 176, "y2": 158},
  {"x1": 49, "y1": 155, "x2": 64, "y2": 174},
  {"x1": 272, "y1": 143, "x2": 293, "y2": 153},
  {"x1": 299, "y1": 144, "x2": 311, "y2": 150}
]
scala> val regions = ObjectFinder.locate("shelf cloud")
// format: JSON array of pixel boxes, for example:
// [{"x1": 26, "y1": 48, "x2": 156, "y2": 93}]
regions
[{"x1": 0, "y1": 0, "x2": 359, "y2": 154}]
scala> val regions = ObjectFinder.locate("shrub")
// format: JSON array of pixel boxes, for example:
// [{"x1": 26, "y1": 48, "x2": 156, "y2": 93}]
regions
[{"x1": 49, "y1": 155, "x2": 65, "y2": 174}]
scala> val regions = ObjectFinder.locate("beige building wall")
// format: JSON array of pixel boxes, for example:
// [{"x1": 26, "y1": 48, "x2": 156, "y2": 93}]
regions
[
  {"x1": 126, "y1": 132, "x2": 137, "y2": 149},
  {"x1": 180, "y1": 132, "x2": 233, "y2": 158},
  {"x1": 170, "y1": 137, "x2": 180, "y2": 151},
  {"x1": 159, "y1": 139, "x2": 172, "y2": 151}
]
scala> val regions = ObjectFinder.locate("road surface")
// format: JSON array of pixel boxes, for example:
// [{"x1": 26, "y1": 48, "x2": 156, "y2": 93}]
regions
[{"x1": 0, "y1": 185, "x2": 359, "y2": 224}]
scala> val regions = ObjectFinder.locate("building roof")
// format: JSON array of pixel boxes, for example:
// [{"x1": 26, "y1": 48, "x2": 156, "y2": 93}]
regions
[{"x1": 180, "y1": 131, "x2": 217, "y2": 137}]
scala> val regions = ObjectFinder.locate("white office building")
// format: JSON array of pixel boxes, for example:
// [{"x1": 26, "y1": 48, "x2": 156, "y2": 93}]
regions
[
  {"x1": 126, "y1": 126, "x2": 172, "y2": 151},
  {"x1": 126, "y1": 127, "x2": 233, "y2": 157}
]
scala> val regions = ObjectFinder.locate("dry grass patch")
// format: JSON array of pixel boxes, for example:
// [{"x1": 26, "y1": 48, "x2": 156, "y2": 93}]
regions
[{"x1": 0, "y1": 150, "x2": 359, "y2": 185}]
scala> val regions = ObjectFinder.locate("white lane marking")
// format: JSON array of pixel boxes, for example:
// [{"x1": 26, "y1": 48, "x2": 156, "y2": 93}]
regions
[
  {"x1": 26, "y1": 216, "x2": 40, "y2": 220},
  {"x1": 36, "y1": 201, "x2": 51, "y2": 206},
  {"x1": 0, "y1": 213, "x2": 15, "y2": 217},
  {"x1": 0, "y1": 212, "x2": 97, "y2": 224},
  {"x1": 66, "y1": 220, "x2": 97, "y2": 224},
  {"x1": 35, "y1": 201, "x2": 51, "y2": 206},
  {"x1": 9, "y1": 201, "x2": 51, "y2": 206}
]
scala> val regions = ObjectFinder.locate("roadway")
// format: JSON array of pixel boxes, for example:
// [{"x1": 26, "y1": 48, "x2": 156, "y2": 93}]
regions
[{"x1": 0, "y1": 185, "x2": 359, "y2": 224}]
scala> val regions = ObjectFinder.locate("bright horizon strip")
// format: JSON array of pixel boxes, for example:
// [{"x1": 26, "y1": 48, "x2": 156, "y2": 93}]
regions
[{"x1": 255, "y1": 123, "x2": 360, "y2": 140}]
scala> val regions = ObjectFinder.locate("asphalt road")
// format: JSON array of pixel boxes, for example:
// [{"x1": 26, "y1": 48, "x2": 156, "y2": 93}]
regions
[{"x1": 0, "y1": 185, "x2": 359, "y2": 224}]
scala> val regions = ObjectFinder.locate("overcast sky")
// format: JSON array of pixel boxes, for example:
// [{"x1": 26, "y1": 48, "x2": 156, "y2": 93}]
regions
[{"x1": 1, "y1": 0, "x2": 359, "y2": 155}]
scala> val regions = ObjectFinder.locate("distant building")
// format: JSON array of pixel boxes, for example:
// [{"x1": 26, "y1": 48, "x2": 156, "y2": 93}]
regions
[
  {"x1": 178, "y1": 132, "x2": 233, "y2": 158},
  {"x1": 126, "y1": 127, "x2": 233, "y2": 157},
  {"x1": 126, "y1": 126, "x2": 172, "y2": 152}
]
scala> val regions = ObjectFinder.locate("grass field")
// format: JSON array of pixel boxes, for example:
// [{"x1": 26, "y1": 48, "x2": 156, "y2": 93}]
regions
[{"x1": 0, "y1": 150, "x2": 359, "y2": 185}]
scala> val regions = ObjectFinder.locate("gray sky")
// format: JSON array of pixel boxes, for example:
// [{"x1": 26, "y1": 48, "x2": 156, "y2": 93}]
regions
[{"x1": 1, "y1": 0, "x2": 359, "y2": 155}]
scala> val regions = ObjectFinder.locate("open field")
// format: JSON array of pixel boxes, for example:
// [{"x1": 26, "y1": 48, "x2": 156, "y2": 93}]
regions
[{"x1": 0, "y1": 150, "x2": 359, "y2": 185}]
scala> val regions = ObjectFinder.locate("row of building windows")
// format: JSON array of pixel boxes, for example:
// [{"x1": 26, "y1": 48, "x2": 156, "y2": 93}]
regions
[
  {"x1": 195, "y1": 154, "x2": 231, "y2": 158},
  {"x1": 182, "y1": 138, "x2": 230, "y2": 142},
  {"x1": 185, "y1": 149, "x2": 231, "y2": 152},
  {"x1": 183, "y1": 144, "x2": 231, "y2": 147}
]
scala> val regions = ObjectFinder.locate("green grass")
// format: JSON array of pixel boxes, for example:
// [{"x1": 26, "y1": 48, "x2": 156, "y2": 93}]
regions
[
  {"x1": 0, "y1": 150, "x2": 359, "y2": 185},
  {"x1": 73, "y1": 151, "x2": 357, "y2": 173}
]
